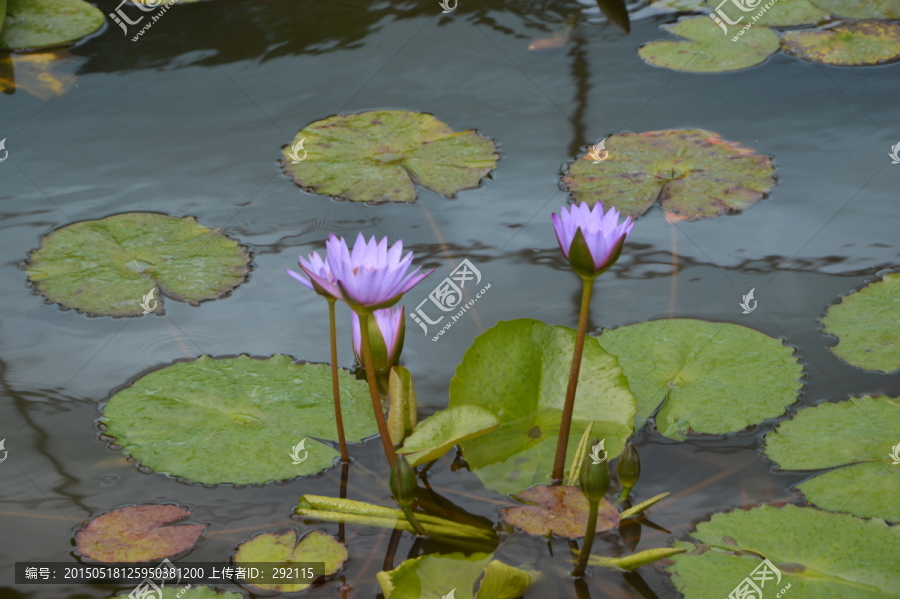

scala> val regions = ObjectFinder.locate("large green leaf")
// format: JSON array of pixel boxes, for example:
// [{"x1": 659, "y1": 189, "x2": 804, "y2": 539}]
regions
[
  {"x1": 101, "y1": 356, "x2": 378, "y2": 484},
  {"x1": 783, "y1": 21, "x2": 900, "y2": 66},
  {"x1": 449, "y1": 319, "x2": 636, "y2": 495},
  {"x1": 398, "y1": 405, "x2": 500, "y2": 467},
  {"x1": 810, "y1": 0, "x2": 900, "y2": 19},
  {"x1": 0, "y1": 0, "x2": 103, "y2": 50},
  {"x1": 638, "y1": 16, "x2": 780, "y2": 73},
  {"x1": 232, "y1": 529, "x2": 347, "y2": 593},
  {"x1": 764, "y1": 396, "x2": 900, "y2": 522},
  {"x1": 376, "y1": 552, "x2": 540, "y2": 599},
  {"x1": 563, "y1": 130, "x2": 776, "y2": 221},
  {"x1": 25, "y1": 213, "x2": 250, "y2": 317},
  {"x1": 597, "y1": 319, "x2": 803, "y2": 440},
  {"x1": 821, "y1": 272, "x2": 900, "y2": 373},
  {"x1": 666, "y1": 504, "x2": 900, "y2": 597},
  {"x1": 281, "y1": 110, "x2": 499, "y2": 203},
  {"x1": 706, "y1": 0, "x2": 828, "y2": 27}
]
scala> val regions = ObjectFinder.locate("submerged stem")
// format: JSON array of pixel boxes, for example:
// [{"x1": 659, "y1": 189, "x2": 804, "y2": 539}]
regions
[
  {"x1": 402, "y1": 506, "x2": 428, "y2": 536},
  {"x1": 358, "y1": 310, "x2": 397, "y2": 466},
  {"x1": 573, "y1": 499, "x2": 599, "y2": 577},
  {"x1": 328, "y1": 299, "x2": 350, "y2": 464},
  {"x1": 552, "y1": 276, "x2": 594, "y2": 483}
]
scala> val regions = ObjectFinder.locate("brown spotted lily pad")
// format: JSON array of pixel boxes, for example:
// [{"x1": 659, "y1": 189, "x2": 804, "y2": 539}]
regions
[
  {"x1": 563, "y1": 130, "x2": 776, "y2": 221},
  {"x1": 499, "y1": 485, "x2": 619, "y2": 539},
  {"x1": 281, "y1": 110, "x2": 499, "y2": 203},
  {"x1": 76, "y1": 505, "x2": 205, "y2": 562},
  {"x1": 233, "y1": 529, "x2": 348, "y2": 593},
  {"x1": 783, "y1": 21, "x2": 900, "y2": 66}
]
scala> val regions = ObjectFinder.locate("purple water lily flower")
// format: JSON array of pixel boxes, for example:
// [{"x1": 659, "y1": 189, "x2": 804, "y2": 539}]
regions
[
  {"x1": 351, "y1": 306, "x2": 405, "y2": 373},
  {"x1": 286, "y1": 251, "x2": 340, "y2": 299},
  {"x1": 552, "y1": 202, "x2": 634, "y2": 278}
]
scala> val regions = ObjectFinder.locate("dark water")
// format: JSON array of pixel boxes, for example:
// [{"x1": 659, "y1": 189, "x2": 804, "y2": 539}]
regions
[{"x1": 1, "y1": 0, "x2": 898, "y2": 597}]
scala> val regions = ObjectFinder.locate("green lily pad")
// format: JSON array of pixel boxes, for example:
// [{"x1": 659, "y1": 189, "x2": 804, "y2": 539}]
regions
[
  {"x1": 563, "y1": 130, "x2": 776, "y2": 221},
  {"x1": 449, "y1": 319, "x2": 636, "y2": 495},
  {"x1": 398, "y1": 405, "x2": 500, "y2": 467},
  {"x1": 0, "y1": 0, "x2": 104, "y2": 50},
  {"x1": 76, "y1": 505, "x2": 206, "y2": 563},
  {"x1": 499, "y1": 485, "x2": 619, "y2": 539},
  {"x1": 649, "y1": 0, "x2": 708, "y2": 13},
  {"x1": 666, "y1": 504, "x2": 900, "y2": 597},
  {"x1": 25, "y1": 213, "x2": 250, "y2": 317},
  {"x1": 821, "y1": 272, "x2": 900, "y2": 373},
  {"x1": 810, "y1": 0, "x2": 900, "y2": 19},
  {"x1": 101, "y1": 355, "x2": 378, "y2": 485},
  {"x1": 232, "y1": 529, "x2": 347, "y2": 593},
  {"x1": 109, "y1": 587, "x2": 245, "y2": 599},
  {"x1": 638, "y1": 16, "x2": 780, "y2": 73},
  {"x1": 376, "y1": 552, "x2": 541, "y2": 599},
  {"x1": 764, "y1": 396, "x2": 900, "y2": 522},
  {"x1": 281, "y1": 110, "x2": 499, "y2": 203},
  {"x1": 783, "y1": 21, "x2": 900, "y2": 66},
  {"x1": 706, "y1": 0, "x2": 828, "y2": 27},
  {"x1": 597, "y1": 319, "x2": 803, "y2": 440}
]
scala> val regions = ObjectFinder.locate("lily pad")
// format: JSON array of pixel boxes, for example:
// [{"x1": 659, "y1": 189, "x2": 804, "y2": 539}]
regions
[
  {"x1": 706, "y1": 0, "x2": 829, "y2": 27},
  {"x1": 76, "y1": 505, "x2": 205, "y2": 563},
  {"x1": 666, "y1": 504, "x2": 900, "y2": 597},
  {"x1": 232, "y1": 529, "x2": 347, "y2": 593},
  {"x1": 398, "y1": 405, "x2": 500, "y2": 467},
  {"x1": 764, "y1": 396, "x2": 900, "y2": 522},
  {"x1": 25, "y1": 213, "x2": 250, "y2": 317},
  {"x1": 101, "y1": 355, "x2": 378, "y2": 485},
  {"x1": 376, "y1": 552, "x2": 541, "y2": 599},
  {"x1": 597, "y1": 319, "x2": 803, "y2": 440},
  {"x1": 563, "y1": 130, "x2": 776, "y2": 221},
  {"x1": 783, "y1": 21, "x2": 900, "y2": 66},
  {"x1": 109, "y1": 587, "x2": 245, "y2": 599},
  {"x1": 821, "y1": 272, "x2": 900, "y2": 373},
  {"x1": 281, "y1": 110, "x2": 499, "y2": 203},
  {"x1": 810, "y1": 0, "x2": 900, "y2": 19},
  {"x1": 0, "y1": 0, "x2": 104, "y2": 50},
  {"x1": 638, "y1": 16, "x2": 780, "y2": 73},
  {"x1": 449, "y1": 319, "x2": 636, "y2": 495},
  {"x1": 649, "y1": 0, "x2": 708, "y2": 12},
  {"x1": 499, "y1": 485, "x2": 619, "y2": 539}
]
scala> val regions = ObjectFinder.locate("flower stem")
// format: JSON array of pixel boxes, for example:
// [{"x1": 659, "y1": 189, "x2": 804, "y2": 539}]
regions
[
  {"x1": 359, "y1": 310, "x2": 397, "y2": 466},
  {"x1": 401, "y1": 506, "x2": 428, "y2": 536},
  {"x1": 573, "y1": 498, "x2": 599, "y2": 577},
  {"x1": 328, "y1": 299, "x2": 350, "y2": 464},
  {"x1": 552, "y1": 276, "x2": 594, "y2": 483}
]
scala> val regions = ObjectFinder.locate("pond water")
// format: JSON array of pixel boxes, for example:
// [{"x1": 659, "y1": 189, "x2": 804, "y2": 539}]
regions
[{"x1": 1, "y1": 0, "x2": 898, "y2": 597}]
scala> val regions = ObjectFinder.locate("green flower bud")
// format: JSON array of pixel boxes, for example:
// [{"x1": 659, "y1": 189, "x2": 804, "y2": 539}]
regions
[
  {"x1": 580, "y1": 440, "x2": 611, "y2": 503},
  {"x1": 617, "y1": 442, "x2": 640, "y2": 501},
  {"x1": 389, "y1": 453, "x2": 418, "y2": 509}
]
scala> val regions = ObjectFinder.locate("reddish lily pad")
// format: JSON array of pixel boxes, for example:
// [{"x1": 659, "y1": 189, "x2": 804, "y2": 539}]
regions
[
  {"x1": 499, "y1": 485, "x2": 619, "y2": 539},
  {"x1": 783, "y1": 21, "x2": 900, "y2": 66},
  {"x1": 810, "y1": 0, "x2": 900, "y2": 19},
  {"x1": 233, "y1": 529, "x2": 347, "y2": 593},
  {"x1": 76, "y1": 505, "x2": 205, "y2": 563},
  {"x1": 281, "y1": 110, "x2": 499, "y2": 203},
  {"x1": 563, "y1": 130, "x2": 776, "y2": 221}
]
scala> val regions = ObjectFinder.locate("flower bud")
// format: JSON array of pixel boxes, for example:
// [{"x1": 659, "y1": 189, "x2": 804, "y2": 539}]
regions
[
  {"x1": 389, "y1": 453, "x2": 418, "y2": 509},
  {"x1": 579, "y1": 440, "x2": 611, "y2": 503},
  {"x1": 617, "y1": 442, "x2": 640, "y2": 500}
]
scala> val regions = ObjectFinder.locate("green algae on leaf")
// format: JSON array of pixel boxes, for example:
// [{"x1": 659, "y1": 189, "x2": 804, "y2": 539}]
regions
[
  {"x1": 666, "y1": 504, "x2": 900, "y2": 598},
  {"x1": 783, "y1": 21, "x2": 900, "y2": 66},
  {"x1": 232, "y1": 529, "x2": 347, "y2": 593},
  {"x1": 563, "y1": 130, "x2": 776, "y2": 221},
  {"x1": 499, "y1": 485, "x2": 619, "y2": 539},
  {"x1": 597, "y1": 319, "x2": 803, "y2": 440},
  {"x1": 764, "y1": 395, "x2": 900, "y2": 522},
  {"x1": 449, "y1": 319, "x2": 636, "y2": 495},
  {"x1": 281, "y1": 110, "x2": 499, "y2": 203},
  {"x1": 810, "y1": 0, "x2": 900, "y2": 19},
  {"x1": 0, "y1": 0, "x2": 104, "y2": 50},
  {"x1": 638, "y1": 16, "x2": 779, "y2": 73},
  {"x1": 706, "y1": 0, "x2": 828, "y2": 27},
  {"x1": 376, "y1": 552, "x2": 541, "y2": 599},
  {"x1": 398, "y1": 405, "x2": 500, "y2": 467},
  {"x1": 821, "y1": 272, "x2": 900, "y2": 373},
  {"x1": 25, "y1": 213, "x2": 250, "y2": 317},
  {"x1": 76, "y1": 505, "x2": 205, "y2": 563},
  {"x1": 101, "y1": 356, "x2": 378, "y2": 485}
]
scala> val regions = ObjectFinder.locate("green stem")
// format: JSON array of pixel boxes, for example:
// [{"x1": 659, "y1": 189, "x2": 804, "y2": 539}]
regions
[
  {"x1": 573, "y1": 498, "x2": 599, "y2": 577},
  {"x1": 619, "y1": 486, "x2": 632, "y2": 502},
  {"x1": 552, "y1": 276, "x2": 594, "y2": 483},
  {"x1": 328, "y1": 299, "x2": 350, "y2": 463},
  {"x1": 402, "y1": 506, "x2": 428, "y2": 536},
  {"x1": 358, "y1": 310, "x2": 397, "y2": 466}
]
